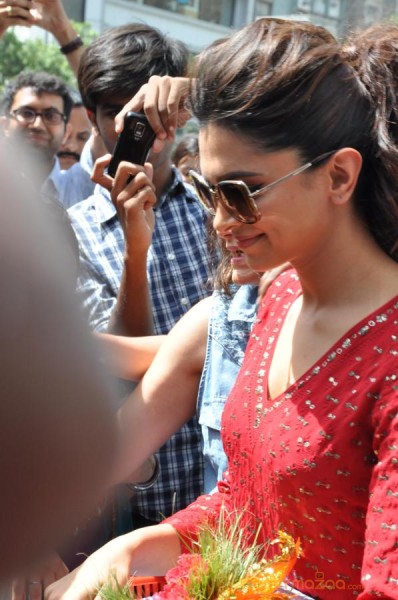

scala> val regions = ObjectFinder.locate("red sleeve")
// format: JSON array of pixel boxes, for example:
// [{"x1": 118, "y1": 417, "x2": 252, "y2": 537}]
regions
[
  {"x1": 358, "y1": 373, "x2": 398, "y2": 599},
  {"x1": 163, "y1": 474, "x2": 232, "y2": 553}
]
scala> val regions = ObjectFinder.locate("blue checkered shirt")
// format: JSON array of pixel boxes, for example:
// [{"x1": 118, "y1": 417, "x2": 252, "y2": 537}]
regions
[
  {"x1": 68, "y1": 168, "x2": 210, "y2": 520},
  {"x1": 49, "y1": 156, "x2": 95, "y2": 209}
]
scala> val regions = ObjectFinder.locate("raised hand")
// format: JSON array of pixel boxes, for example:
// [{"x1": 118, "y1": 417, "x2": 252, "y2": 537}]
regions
[
  {"x1": 114, "y1": 75, "x2": 191, "y2": 153},
  {"x1": 91, "y1": 155, "x2": 156, "y2": 256},
  {"x1": 0, "y1": 1, "x2": 35, "y2": 36},
  {"x1": 28, "y1": 0, "x2": 77, "y2": 36}
]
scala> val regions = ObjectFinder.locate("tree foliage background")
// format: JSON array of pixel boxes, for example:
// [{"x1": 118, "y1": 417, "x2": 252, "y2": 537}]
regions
[{"x1": 0, "y1": 21, "x2": 97, "y2": 92}]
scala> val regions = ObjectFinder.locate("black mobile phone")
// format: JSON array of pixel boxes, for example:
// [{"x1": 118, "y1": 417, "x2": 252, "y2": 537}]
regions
[{"x1": 108, "y1": 111, "x2": 156, "y2": 178}]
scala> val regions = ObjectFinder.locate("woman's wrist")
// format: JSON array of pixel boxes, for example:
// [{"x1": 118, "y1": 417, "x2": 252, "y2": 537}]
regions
[{"x1": 129, "y1": 524, "x2": 182, "y2": 575}]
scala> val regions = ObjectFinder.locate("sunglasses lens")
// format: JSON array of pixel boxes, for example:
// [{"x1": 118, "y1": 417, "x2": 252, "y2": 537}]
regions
[
  {"x1": 218, "y1": 182, "x2": 257, "y2": 224},
  {"x1": 190, "y1": 173, "x2": 215, "y2": 214},
  {"x1": 189, "y1": 172, "x2": 258, "y2": 223}
]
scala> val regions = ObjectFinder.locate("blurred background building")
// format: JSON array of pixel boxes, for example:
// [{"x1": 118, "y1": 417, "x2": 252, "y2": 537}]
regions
[{"x1": 62, "y1": 0, "x2": 398, "y2": 49}]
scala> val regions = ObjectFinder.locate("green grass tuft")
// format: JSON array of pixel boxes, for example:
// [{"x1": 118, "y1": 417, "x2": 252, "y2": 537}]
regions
[
  {"x1": 185, "y1": 510, "x2": 264, "y2": 599},
  {"x1": 98, "y1": 573, "x2": 134, "y2": 600}
]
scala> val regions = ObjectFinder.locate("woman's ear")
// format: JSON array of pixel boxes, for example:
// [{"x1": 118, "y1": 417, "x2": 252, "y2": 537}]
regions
[{"x1": 327, "y1": 148, "x2": 362, "y2": 205}]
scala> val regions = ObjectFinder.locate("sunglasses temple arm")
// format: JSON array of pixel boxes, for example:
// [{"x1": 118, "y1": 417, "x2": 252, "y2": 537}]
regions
[{"x1": 250, "y1": 161, "x2": 313, "y2": 198}]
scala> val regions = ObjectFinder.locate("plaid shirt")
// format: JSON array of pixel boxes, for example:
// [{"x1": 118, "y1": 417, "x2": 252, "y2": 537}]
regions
[
  {"x1": 49, "y1": 156, "x2": 95, "y2": 209},
  {"x1": 68, "y1": 168, "x2": 210, "y2": 520}
]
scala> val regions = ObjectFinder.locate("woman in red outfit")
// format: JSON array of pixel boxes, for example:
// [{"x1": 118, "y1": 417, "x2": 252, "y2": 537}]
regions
[{"x1": 46, "y1": 19, "x2": 398, "y2": 600}]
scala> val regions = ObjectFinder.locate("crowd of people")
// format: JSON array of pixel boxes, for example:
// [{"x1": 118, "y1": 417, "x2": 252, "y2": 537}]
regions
[{"x1": 0, "y1": 1, "x2": 397, "y2": 599}]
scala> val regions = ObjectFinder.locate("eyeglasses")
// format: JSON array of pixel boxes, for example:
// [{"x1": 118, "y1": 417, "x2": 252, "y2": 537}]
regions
[
  {"x1": 10, "y1": 106, "x2": 67, "y2": 126},
  {"x1": 189, "y1": 150, "x2": 336, "y2": 224}
]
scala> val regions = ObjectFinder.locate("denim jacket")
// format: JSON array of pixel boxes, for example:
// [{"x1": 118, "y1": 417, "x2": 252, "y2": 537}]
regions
[{"x1": 197, "y1": 284, "x2": 258, "y2": 493}]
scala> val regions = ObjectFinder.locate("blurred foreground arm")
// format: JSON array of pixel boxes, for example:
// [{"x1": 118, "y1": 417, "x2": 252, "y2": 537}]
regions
[{"x1": 0, "y1": 143, "x2": 118, "y2": 582}]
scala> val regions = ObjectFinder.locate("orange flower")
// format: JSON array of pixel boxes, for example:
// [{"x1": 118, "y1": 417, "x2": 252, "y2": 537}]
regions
[{"x1": 217, "y1": 532, "x2": 301, "y2": 599}]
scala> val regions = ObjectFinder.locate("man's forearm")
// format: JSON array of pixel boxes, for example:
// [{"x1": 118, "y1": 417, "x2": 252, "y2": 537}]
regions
[
  {"x1": 35, "y1": 0, "x2": 84, "y2": 75},
  {"x1": 54, "y1": 26, "x2": 84, "y2": 75},
  {"x1": 50, "y1": 19, "x2": 84, "y2": 75},
  {"x1": 107, "y1": 254, "x2": 154, "y2": 336}
]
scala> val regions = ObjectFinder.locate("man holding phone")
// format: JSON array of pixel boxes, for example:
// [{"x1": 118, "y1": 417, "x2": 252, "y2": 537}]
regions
[
  {"x1": 107, "y1": 111, "x2": 156, "y2": 177},
  {"x1": 68, "y1": 23, "x2": 211, "y2": 534}
]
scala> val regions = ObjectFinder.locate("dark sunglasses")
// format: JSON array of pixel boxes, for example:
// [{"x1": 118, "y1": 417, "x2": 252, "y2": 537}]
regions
[{"x1": 189, "y1": 150, "x2": 336, "y2": 224}]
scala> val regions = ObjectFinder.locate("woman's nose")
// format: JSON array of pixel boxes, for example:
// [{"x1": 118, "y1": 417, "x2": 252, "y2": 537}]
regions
[{"x1": 213, "y1": 202, "x2": 239, "y2": 239}]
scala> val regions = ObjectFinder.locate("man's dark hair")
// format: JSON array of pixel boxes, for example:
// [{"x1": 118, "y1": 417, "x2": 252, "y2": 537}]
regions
[
  {"x1": 1, "y1": 71, "x2": 73, "y2": 121},
  {"x1": 78, "y1": 23, "x2": 189, "y2": 112}
]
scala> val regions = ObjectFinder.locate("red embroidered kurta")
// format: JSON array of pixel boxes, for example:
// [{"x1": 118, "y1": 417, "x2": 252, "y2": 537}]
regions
[{"x1": 166, "y1": 271, "x2": 398, "y2": 599}]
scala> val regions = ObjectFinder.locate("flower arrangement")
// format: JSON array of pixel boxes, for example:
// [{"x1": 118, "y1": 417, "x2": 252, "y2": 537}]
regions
[{"x1": 100, "y1": 514, "x2": 301, "y2": 600}]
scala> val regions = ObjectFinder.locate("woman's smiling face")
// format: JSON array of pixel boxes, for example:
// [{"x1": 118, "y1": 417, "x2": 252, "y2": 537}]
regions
[{"x1": 199, "y1": 123, "x2": 333, "y2": 274}]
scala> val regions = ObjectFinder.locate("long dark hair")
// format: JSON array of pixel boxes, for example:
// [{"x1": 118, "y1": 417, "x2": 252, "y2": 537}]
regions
[{"x1": 189, "y1": 18, "x2": 398, "y2": 261}]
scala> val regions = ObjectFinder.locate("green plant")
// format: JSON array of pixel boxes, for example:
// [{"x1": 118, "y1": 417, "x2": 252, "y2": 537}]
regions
[
  {"x1": 184, "y1": 512, "x2": 263, "y2": 599},
  {"x1": 98, "y1": 574, "x2": 134, "y2": 600}
]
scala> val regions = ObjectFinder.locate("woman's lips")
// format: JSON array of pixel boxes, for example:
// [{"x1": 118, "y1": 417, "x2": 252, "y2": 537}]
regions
[
  {"x1": 230, "y1": 252, "x2": 247, "y2": 267},
  {"x1": 235, "y1": 234, "x2": 264, "y2": 250}
]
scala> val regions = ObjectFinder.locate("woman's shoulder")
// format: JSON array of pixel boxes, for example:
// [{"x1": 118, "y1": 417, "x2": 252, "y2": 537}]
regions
[{"x1": 256, "y1": 269, "x2": 300, "y2": 319}]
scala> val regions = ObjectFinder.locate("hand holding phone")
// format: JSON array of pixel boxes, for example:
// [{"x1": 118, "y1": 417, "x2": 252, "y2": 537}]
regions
[{"x1": 108, "y1": 112, "x2": 156, "y2": 178}]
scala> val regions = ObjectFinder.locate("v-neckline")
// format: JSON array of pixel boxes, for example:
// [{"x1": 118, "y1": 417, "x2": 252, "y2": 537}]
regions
[{"x1": 265, "y1": 291, "x2": 398, "y2": 403}]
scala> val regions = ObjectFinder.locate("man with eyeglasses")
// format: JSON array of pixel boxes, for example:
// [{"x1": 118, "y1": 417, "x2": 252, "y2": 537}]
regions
[{"x1": 0, "y1": 71, "x2": 94, "y2": 209}]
